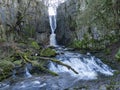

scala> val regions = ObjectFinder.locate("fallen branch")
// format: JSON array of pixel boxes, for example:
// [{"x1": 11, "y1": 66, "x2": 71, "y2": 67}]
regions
[
  {"x1": 22, "y1": 54, "x2": 58, "y2": 76},
  {"x1": 13, "y1": 46, "x2": 78, "y2": 75},
  {"x1": 39, "y1": 57, "x2": 79, "y2": 74}
]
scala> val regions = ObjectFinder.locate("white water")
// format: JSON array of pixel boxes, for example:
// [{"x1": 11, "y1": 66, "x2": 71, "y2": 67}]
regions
[
  {"x1": 25, "y1": 67, "x2": 32, "y2": 78},
  {"x1": 49, "y1": 49, "x2": 114, "y2": 80},
  {"x1": 48, "y1": 0, "x2": 66, "y2": 47},
  {"x1": 48, "y1": 0, "x2": 57, "y2": 47},
  {"x1": 49, "y1": 15, "x2": 57, "y2": 46}
]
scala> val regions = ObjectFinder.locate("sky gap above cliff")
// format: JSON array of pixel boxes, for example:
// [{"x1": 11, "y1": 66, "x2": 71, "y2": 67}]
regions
[{"x1": 44, "y1": 0, "x2": 66, "y2": 15}]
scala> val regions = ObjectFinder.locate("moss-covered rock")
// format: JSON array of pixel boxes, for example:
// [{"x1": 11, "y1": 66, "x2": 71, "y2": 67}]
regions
[
  {"x1": 0, "y1": 38, "x2": 6, "y2": 43},
  {"x1": 31, "y1": 60, "x2": 58, "y2": 76},
  {"x1": 115, "y1": 48, "x2": 120, "y2": 61},
  {"x1": 31, "y1": 41, "x2": 41, "y2": 50},
  {"x1": 40, "y1": 48, "x2": 57, "y2": 57},
  {"x1": 13, "y1": 60, "x2": 22, "y2": 66},
  {"x1": 104, "y1": 48, "x2": 111, "y2": 55},
  {"x1": 69, "y1": 38, "x2": 107, "y2": 50},
  {"x1": 0, "y1": 60, "x2": 14, "y2": 70},
  {"x1": 70, "y1": 40, "x2": 83, "y2": 49},
  {"x1": 0, "y1": 60, "x2": 15, "y2": 81}
]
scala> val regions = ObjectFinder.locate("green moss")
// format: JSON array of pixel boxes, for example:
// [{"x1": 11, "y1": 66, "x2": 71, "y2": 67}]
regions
[
  {"x1": 0, "y1": 60, "x2": 14, "y2": 69},
  {"x1": 40, "y1": 48, "x2": 56, "y2": 57},
  {"x1": 13, "y1": 60, "x2": 22, "y2": 66},
  {"x1": 24, "y1": 25, "x2": 35, "y2": 38},
  {"x1": 115, "y1": 48, "x2": 120, "y2": 61},
  {"x1": 0, "y1": 60, "x2": 14, "y2": 81},
  {"x1": 114, "y1": 70, "x2": 120, "y2": 75},
  {"x1": 104, "y1": 48, "x2": 111, "y2": 55},
  {"x1": 106, "y1": 85, "x2": 114, "y2": 90},
  {"x1": 37, "y1": 64, "x2": 58, "y2": 76},
  {"x1": 31, "y1": 60, "x2": 58, "y2": 76},
  {"x1": 0, "y1": 38, "x2": 6, "y2": 42},
  {"x1": 31, "y1": 41, "x2": 40, "y2": 50},
  {"x1": 70, "y1": 40, "x2": 83, "y2": 49}
]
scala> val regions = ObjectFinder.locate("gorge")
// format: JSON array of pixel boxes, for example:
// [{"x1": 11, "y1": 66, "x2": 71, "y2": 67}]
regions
[
  {"x1": 48, "y1": 0, "x2": 114, "y2": 80},
  {"x1": 0, "y1": 0, "x2": 120, "y2": 90}
]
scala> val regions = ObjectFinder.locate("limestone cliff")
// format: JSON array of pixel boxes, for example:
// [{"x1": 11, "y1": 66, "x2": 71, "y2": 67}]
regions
[
  {"x1": 56, "y1": 0, "x2": 120, "y2": 49},
  {"x1": 0, "y1": 0, "x2": 50, "y2": 45}
]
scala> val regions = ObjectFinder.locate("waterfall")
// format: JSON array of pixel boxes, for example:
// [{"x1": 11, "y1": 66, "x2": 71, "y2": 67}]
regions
[
  {"x1": 25, "y1": 64, "x2": 32, "y2": 78},
  {"x1": 47, "y1": 0, "x2": 67, "y2": 47},
  {"x1": 49, "y1": 15, "x2": 57, "y2": 46},
  {"x1": 25, "y1": 67, "x2": 32, "y2": 78},
  {"x1": 48, "y1": 6, "x2": 57, "y2": 47}
]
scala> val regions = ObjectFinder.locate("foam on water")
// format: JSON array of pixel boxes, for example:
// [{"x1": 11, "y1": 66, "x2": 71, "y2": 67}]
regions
[{"x1": 49, "y1": 51, "x2": 114, "y2": 80}]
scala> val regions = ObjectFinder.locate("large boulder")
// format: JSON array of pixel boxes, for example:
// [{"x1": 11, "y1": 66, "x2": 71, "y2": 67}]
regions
[{"x1": 0, "y1": 60, "x2": 14, "y2": 81}]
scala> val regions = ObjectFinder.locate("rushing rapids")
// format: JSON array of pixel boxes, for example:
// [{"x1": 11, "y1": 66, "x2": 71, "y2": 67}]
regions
[{"x1": 49, "y1": 47, "x2": 114, "y2": 80}]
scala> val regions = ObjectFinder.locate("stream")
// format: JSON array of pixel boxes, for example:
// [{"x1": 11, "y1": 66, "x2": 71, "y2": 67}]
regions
[
  {"x1": 0, "y1": 46, "x2": 114, "y2": 90},
  {"x1": 0, "y1": 0, "x2": 116, "y2": 90}
]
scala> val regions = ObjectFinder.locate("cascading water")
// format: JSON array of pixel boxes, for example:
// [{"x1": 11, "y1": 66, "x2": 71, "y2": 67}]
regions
[
  {"x1": 48, "y1": 6, "x2": 57, "y2": 47},
  {"x1": 25, "y1": 67, "x2": 32, "y2": 78},
  {"x1": 25, "y1": 64, "x2": 32, "y2": 78},
  {"x1": 49, "y1": 15, "x2": 57, "y2": 46},
  {"x1": 49, "y1": 48, "x2": 114, "y2": 80},
  {"x1": 47, "y1": 0, "x2": 114, "y2": 80}
]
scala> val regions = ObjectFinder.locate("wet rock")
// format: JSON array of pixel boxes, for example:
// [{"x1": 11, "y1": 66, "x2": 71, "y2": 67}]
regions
[{"x1": 40, "y1": 48, "x2": 57, "y2": 57}]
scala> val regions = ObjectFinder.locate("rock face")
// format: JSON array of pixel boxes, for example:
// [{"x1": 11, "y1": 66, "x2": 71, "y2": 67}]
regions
[
  {"x1": 56, "y1": 0, "x2": 120, "y2": 49},
  {"x1": 0, "y1": 0, "x2": 50, "y2": 45},
  {"x1": 35, "y1": 2, "x2": 50, "y2": 45},
  {"x1": 56, "y1": 0, "x2": 77, "y2": 45}
]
